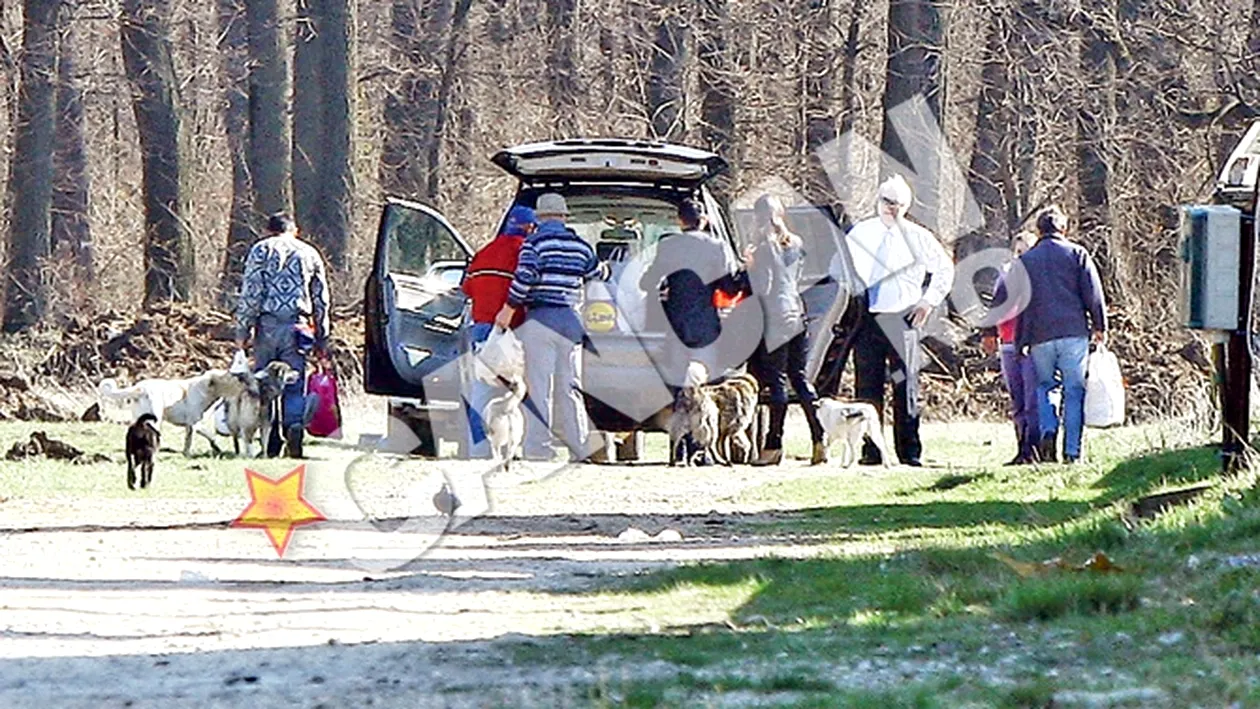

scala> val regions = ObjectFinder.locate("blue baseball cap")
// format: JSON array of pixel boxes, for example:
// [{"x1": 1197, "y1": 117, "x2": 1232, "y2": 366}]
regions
[{"x1": 503, "y1": 205, "x2": 537, "y2": 235}]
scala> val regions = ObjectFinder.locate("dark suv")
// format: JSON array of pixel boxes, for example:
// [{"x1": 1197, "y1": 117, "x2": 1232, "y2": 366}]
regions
[{"x1": 364, "y1": 138, "x2": 855, "y2": 457}]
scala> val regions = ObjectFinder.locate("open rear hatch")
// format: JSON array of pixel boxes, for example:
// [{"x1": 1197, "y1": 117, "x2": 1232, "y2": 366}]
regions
[{"x1": 491, "y1": 139, "x2": 728, "y2": 187}]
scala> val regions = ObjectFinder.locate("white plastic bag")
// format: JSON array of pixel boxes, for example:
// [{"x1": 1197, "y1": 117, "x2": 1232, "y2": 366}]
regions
[
  {"x1": 1084, "y1": 345, "x2": 1125, "y2": 428},
  {"x1": 475, "y1": 326, "x2": 525, "y2": 383}
]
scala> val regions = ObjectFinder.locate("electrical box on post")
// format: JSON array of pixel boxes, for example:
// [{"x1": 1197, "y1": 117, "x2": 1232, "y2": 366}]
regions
[{"x1": 1179, "y1": 205, "x2": 1241, "y2": 331}]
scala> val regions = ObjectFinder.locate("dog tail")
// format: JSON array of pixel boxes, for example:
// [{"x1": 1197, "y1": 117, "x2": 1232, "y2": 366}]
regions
[{"x1": 98, "y1": 378, "x2": 143, "y2": 403}]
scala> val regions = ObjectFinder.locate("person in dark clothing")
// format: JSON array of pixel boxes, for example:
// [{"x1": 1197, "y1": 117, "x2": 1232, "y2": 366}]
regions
[
  {"x1": 639, "y1": 198, "x2": 746, "y2": 387},
  {"x1": 994, "y1": 206, "x2": 1107, "y2": 463},
  {"x1": 841, "y1": 176, "x2": 955, "y2": 467},
  {"x1": 744, "y1": 194, "x2": 826, "y2": 467},
  {"x1": 640, "y1": 199, "x2": 749, "y2": 464}
]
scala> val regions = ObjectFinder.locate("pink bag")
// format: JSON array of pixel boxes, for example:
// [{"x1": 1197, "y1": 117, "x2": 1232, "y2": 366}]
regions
[{"x1": 306, "y1": 364, "x2": 343, "y2": 439}]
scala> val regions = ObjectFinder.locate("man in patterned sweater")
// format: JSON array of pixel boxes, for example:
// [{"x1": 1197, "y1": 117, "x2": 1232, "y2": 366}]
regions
[
  {"x1": 495, "y1": 193, "x2": 608, "y2": 462},
  {"x1": 235, "y1": 213, "x2": 332, "y2": 459}
]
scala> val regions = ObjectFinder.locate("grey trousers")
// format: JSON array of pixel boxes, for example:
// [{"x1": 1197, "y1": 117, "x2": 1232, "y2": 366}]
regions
[{"x1": 520, "y1": 321, "x2": 589, "y2": 458}]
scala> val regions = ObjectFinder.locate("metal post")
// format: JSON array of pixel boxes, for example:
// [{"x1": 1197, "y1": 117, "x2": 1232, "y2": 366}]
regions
[{"x1": 1224, "y1": 208, "x2": 1255, "y2": 472}]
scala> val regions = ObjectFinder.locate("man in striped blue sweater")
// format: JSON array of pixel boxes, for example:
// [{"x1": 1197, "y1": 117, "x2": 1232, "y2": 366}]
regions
[{"x1": 495, "y1": 193, "x2": 609, "y2": 462}]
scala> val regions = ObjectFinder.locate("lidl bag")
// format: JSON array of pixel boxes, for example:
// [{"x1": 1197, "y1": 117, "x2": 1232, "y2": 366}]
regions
[
  {"x1": 476, "y1": 326, "x2": 525, "y2": 383},
  {"x1": 1084, "y1": 344, "x2": 1125, "y2": 428},
  {"x1": 306, "y1": 365, "x2": 343, "y2": 439}
]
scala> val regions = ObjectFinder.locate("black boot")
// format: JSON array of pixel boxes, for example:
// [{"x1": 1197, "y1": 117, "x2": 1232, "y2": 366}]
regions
[
  {"x1": 285, "y1": 425, "x2": 305, "y2": 459},
  {"x1": 752, "y1": 403, "x2": 788, "y2": 466}
]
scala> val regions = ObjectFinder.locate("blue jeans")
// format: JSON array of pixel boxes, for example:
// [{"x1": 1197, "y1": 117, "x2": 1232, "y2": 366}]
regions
[
  {"x1": 1030, "y1": 337, "x2": 1089, "y2": 460},
  {"x1": 253, "y1": 316, "x2": 308, "y2": 432},
  {"x1": 465, "y1": 322, "x2": 494, "y2": 458}
]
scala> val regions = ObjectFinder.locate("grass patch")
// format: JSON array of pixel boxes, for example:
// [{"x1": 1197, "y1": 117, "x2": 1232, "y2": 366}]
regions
[{"x1": 1000, "y1": 574, "x2": 1143, "y2": 621}]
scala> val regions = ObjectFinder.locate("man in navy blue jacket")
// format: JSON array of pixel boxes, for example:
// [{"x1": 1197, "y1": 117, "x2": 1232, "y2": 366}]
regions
[{"x1": 998, "y1": 206, "x2": 1108, "y2": 463}]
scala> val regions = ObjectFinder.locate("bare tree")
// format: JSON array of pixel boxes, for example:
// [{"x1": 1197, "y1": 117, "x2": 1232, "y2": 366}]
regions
[
  {"x1": 964, "y1": 2, "x2": 1012, "y2": 247},
  {"x1": 248, "y1": 0, "x2": 290, "y2": 217},
  {"x1": 880, "y1": 0, "x2": 946, "y2": 231},
  {"x1": 646, "y1": 0, "x2": 689, "y2": 142},
  {"x1": 1075, "y1": 0, "x2": 1119, "y2": 255},
  {"x1": 380, "y1": 0, "x2": 472, "y2": 203},
  {"x1": 546, "y1": 0, "x2": 581, "y2": 137},
  {"x1": 696, "y1": 0, "x2": 736, "y2": 182},
  {"x1": 52, "y1": 3, "x2": 92, "y2": 283},
  {"x1": 218, "y1": 0, "x2": 253, "y2": 305},
  {"x1": 293, "y1": 0, "x2": 355, "y2": 270},
  {"x1": 801, "y1": 0, "x2": 838, "y2": 203},
  {"x1": 3, "y1": 0, "x2": 60, "y2": 332},
  {"x1": 121, "y1": 0, "x2": 194, "y2": 305}
]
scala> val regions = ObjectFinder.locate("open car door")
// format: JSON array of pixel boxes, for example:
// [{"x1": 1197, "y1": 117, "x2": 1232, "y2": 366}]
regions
[
  {"x1": 729, "y1": 204, "x2": 859, "y2": 395},
  {"x1": 364, "y1": 198, "x2": 472, "y2": 398}
]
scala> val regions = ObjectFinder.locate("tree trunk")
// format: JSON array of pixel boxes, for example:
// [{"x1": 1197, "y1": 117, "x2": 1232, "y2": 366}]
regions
[
  {"x1": 1076, "y1": 0, "x2": 1116, "y2": 251},
  {"x1": 293, "y1": 0, "x2": 355, "y2": 270},
  {"x1": 217, "y1": 0, "x2": 253, "y2": 305},
  {"x1": 823, "y1": 0, "x2": 866, "y2": 207},
  {"x1": 52, "y1": 4, "x2": 92, "y2": 283},
  {"x1": 964, "y1": 5, "x2": 1009, "y2": 246},
  {"x1": 3, "y1": 0, "x2": 59, "y2": 332},
  {"x1": 247, "y1": 0, "x2": 290, "y2": 218},
  {"x1": 880, "y1": 0, "x2": 946, "y2": 232},
  {"x1": 545, "y1": 0, "x2": 580, "y2": 137},
  {"x1": 802, "y1": 0, "x2": 838, "y2": 204},
  {"x1": 380, "y1": 0, "x2": 471, "y2": 203},
  {"x1": 121, "y1": 0, "x2": 193, "y2": 306},
  {"x1": 696, "y1": 0, "x2": 735, "y2": 187},
  {"x1": 646, "y1": 0, "x2": 689, "y2": 142}
]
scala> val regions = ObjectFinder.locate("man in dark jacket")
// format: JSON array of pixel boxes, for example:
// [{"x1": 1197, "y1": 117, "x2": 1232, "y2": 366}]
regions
[
  {"x1": 997, "y1": 206, "x2": 1107, "y2": 463},
  {"x1": 639, "y1": 199, "x2": 748, "y2": 465},
  {"x1": 638, "y1": 198, "x2": 746, "y2": 388}
]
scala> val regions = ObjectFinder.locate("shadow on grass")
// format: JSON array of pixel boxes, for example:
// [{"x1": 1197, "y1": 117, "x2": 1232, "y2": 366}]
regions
[
  {"x1": 1092, "y1": 444, "x2": 1222, "y2": 502},
  {"x1": 577, "y1": 445, "x2": 1242, "y2": 635}
]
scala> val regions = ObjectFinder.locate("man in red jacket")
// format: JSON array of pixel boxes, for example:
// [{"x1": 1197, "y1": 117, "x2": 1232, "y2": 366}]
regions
[{"x1": 462, "y1": 205, "x2": 535, "y2": 457}]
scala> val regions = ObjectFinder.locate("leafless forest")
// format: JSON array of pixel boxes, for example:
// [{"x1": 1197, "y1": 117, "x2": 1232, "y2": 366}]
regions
[{"x1": 0, "y1": 0, "x2": 1257, "y2": 417}]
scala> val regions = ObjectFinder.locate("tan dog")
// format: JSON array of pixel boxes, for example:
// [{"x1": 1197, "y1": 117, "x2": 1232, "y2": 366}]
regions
[
  {"x1": 671, "y1": 384, "x2": 718, "y2": 467},
  {"x1": 705, "y1": 372, "x2": 759, "y2": 465},
  {"x1": 221, "y1": 362, "x2": 301, "y2": 458}
]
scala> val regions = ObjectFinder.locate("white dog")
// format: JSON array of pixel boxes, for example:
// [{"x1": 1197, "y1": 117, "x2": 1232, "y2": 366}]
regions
[
  {"x1": 817, "y1": 399, "x2": 894, "y2": 468},
  {"x1": 482, "y1": 376, "x2": 526, "y2": 471},
  {"x1": 98, "y1": 370, "x2": 241, "y2": 457}
]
